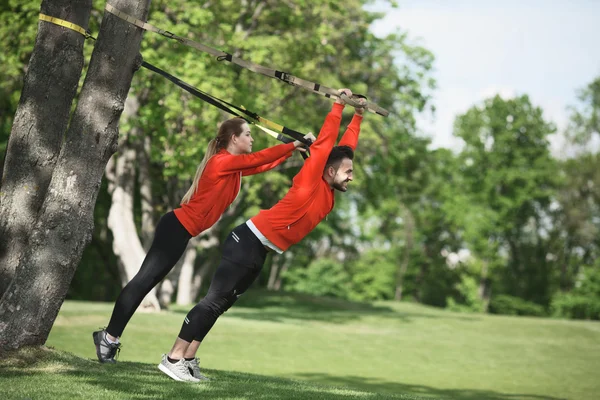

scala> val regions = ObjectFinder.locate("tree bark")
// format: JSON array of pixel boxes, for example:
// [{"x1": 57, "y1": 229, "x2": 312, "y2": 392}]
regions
[
  {"x1": 274, "y1": 254, "x2": 291, "y2": 291},
  {"x1": 395, "y1": 208, "x2": 414, "y2": 301},
  {"x1": 138, "y1": 133, "x2": 154, "y2": 249},
  {"x1": 0, "y1": 0, "x2": 152, "y2": 351},
  {"x1": 0, "y1": 0, "x2": 92, "y2": 298},
  {"x1": 175, "y1": 238, "x2": 200, "y2": 306},
  {"x1": 106, "y1": 143, "x2": 160, "y2": 311},
  {"x1": 267, "y1": 256, "x2": 281, "y2": 290},
  {"x1": 106, "y1": 91, "x2": 159, "y2": 311},
  {"x1": 177, "y1": 231, "x2": 220, "y2": 305}
]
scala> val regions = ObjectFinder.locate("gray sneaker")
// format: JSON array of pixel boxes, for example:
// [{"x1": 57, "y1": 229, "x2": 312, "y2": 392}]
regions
[
  {"x1": 158, "y1": 354, "x2": 200, "y2": 382},
  {"x1": 92, "y1": 329, "x2": 121, "y2": 363},
  {"x1": 185, "y1": 358, "x2": 210, "y2": 381}
]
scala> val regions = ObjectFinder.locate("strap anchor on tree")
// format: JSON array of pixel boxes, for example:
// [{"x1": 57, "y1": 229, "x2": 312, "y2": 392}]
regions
[{"x1": 37, "y1": 13, "x2": 311, "y2": 158}]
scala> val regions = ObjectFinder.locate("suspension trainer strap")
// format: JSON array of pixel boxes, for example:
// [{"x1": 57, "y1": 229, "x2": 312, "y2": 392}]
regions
[
  {"x1": 140, "y1": 61, "x2": 312, "y2": 155},
  {"x1": 37, "y1": 13, "x2": 310, "y2": 154},
  {"x1": 104, "y1": 3, "x2": 388, "y2": 117},
  {"x1": 39, "y1": 13, "x2": 95, "y2": 39}
]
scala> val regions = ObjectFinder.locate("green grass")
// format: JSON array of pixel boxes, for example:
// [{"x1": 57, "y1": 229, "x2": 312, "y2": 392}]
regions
[{"x1": 1, "y1": 290, "x2": 599, "y2": 399}]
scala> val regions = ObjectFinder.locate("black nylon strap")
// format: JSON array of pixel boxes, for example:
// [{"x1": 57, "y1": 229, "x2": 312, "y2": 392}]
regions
[
  {"x1": 140, "y1": 61, "x2": 311, "y2": 154},
  {"x1": 141, "y1": 61, "x2": 244, "y2": 119}
]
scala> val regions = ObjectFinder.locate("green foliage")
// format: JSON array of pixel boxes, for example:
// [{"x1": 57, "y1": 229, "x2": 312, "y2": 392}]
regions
[
  {"x1": 566, "y1": 77, "x2": 600, "y2": 146},
  {"x1": 348, "y1": 249, "x2": 396, "y2": 301},
  {"x1": 551, "y1": 264, "x2": 600, "y2": 320},
  {"x1": 0, "y1": 1, "x2": 39, "y2": 153},
  {"x1": 489, "y1": 294, "x2": 546, "y2": 317},
  {"x1": 452, "y1": 95, "x2": 560, "y2": 307},
  {"x1": 551, "y1": 293, "x2": 600, "y2": 320},
  {"x1": 446, "y1": 274, "x2": 484, "y2": 313},
  {"x1": 282, "y1": 258, "x2": 351, "y2": 299}
]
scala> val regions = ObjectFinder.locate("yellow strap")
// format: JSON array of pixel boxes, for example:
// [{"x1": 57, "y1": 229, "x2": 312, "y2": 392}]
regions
[
  {"x1": 257, "y1": 117, "x2": 284, "y2": 133},
  {"x1": 253, "y1": 124, "x2": 281, "y2": 140},
  {"x1": 39, "y1": 13, "x2": 92, "y2": 38}
]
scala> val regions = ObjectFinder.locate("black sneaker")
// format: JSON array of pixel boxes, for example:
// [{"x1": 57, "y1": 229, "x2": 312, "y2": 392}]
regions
[{"x1": 92, "y1": 329, "x2": 121, "y2": 363}]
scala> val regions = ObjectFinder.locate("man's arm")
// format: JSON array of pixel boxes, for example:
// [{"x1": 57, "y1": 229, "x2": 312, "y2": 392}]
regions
[
  {"x1": 293, "y1": 102, "x2": 345, "y2": 186},
  {"x1": 337, "y1": 114, "x2": 363, "y2": 150},
  {"x1": 338, "y1": 98, "x2": 365, "y2": 150}
]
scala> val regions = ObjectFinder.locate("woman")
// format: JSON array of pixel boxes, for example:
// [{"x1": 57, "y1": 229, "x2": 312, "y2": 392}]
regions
[{"x1": 93, "y1": 117, "x2": 306, "y2": 364}]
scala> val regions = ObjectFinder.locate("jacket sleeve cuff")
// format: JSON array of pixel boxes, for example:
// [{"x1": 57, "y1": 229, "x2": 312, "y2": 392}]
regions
[
  {"x1": 331, "y1": 102, "x2": 345, "y2": 116},
  {"x1": 351, "y1": 113, "x2": 363, "y2": 123}
]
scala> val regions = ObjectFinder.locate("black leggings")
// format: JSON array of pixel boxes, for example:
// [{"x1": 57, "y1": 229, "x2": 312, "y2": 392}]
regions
[
  {"x1": 178, "y1": 223, "x2": 267, "y2": 342},
  {"x1": 106, "y1": 211, "x2": 191, "y2": 338}
]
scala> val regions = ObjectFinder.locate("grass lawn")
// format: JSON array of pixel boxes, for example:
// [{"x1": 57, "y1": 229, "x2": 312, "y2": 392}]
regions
[{"x1": 1, "y1": 290, "x2": 599, "y2": 399}]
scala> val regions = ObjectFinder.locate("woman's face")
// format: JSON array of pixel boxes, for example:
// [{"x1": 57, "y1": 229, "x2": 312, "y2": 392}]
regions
[{"x1": 231, "y1": 123, "x2": 254, "y2": 154}]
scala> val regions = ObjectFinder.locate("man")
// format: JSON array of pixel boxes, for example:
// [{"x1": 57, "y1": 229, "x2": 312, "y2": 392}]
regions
[{"x1": 159, "y1": 89, "x2": 365, "y2": 382}]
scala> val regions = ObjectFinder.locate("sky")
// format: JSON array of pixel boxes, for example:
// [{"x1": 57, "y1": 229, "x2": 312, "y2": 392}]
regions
[{"x1": 368, "y1": 0, "x2": 600, "y2": 157}]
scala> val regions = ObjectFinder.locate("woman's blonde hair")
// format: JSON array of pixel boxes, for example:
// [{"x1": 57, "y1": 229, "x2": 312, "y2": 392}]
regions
[{"x1": 181, "y1": 117, "x2": 247, "y2": 204}]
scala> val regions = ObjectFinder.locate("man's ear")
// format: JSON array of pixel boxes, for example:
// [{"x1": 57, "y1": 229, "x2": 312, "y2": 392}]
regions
[{"x1": 327, "y1": 165, "x2": 336, "y2": 178}]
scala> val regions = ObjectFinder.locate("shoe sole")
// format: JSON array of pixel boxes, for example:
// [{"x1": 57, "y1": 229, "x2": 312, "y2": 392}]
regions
[{"x1": 158, "y1": 362, "x2": 187, "y2": 382}]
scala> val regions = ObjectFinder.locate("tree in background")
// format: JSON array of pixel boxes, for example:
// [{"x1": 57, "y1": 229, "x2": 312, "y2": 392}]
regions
[
  {"x1": 550, "y1": 76, "x2": 600, "y2": 320},
  {"x1": 451, "y1": 95, "x2": 560, "y2": 313}
]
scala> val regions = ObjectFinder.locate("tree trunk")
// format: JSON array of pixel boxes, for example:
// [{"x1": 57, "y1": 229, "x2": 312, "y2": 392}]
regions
[
  {"x1": 105, "y1": 81, "x2": 159, "y2": 310},
  {"x1": 188, "y1": 258, "x2": 215, "y2": 303},
  {"x1": 106, "y1": 143, "x2": 160, "y2": 311},
  {"x1": 415, "y1": 245, "x2": 431, "y2": 303},
  {"x1": 274, "y1": 256, "x2": 291, "y2": 291},
  {"x1": 395, "y1": 208, "x2": 414, "y2": 301},
  {"x1": 0, "y1": 0, "x2": 92, "y2": 298},
  {"x1": 267, "y1": 257, "x2": 281, "y2": 290},
  {"x1": 478, "y1": 259, "x2": 491, "y2": 312},
  {"x1": 175, "y1": 238, "x2": 200, "y2": 306},
  {"x1": 177, "y1": 231, "x2": 221, "y2": 305},
  {"x1": 138, "y1": 133, "x2": 154, "y2": 249},
  {"x1": 0, "y1": 0, "x2": 152, "y2": 351}
]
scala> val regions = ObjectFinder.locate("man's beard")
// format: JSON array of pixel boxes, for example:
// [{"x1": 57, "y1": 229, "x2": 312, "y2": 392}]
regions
[{"x1": 332, "y1": 180, "x2": 349, "y2": 192}]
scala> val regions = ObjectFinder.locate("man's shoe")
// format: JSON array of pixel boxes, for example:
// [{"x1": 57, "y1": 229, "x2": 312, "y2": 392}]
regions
[
  {"x1": 185, "y1": 358, "x2": 210, "y2": 381},
  {"x1": 158, "y1": 354, "x2": 200, "y2": 382},
  {"x1": 92, "y1": 329, "x2": 121, "y2": 363}
]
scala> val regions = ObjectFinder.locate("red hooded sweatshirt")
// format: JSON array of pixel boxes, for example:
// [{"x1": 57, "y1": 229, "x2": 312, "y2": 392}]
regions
[
  {"x1": 250, "y1": 103, "x2": 362, "y2": 251},
  {"x1": 175, "y1": 142, "x2": 296, "y2": 236}
]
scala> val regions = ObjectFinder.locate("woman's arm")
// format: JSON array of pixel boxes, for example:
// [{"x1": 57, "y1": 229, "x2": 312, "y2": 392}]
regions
[
  {"x1": 242, "y1": 153, "x2": 293, "y2": 176},
  {"x1": 213, "y1": 142, "x2": 296, "y2": 176}
]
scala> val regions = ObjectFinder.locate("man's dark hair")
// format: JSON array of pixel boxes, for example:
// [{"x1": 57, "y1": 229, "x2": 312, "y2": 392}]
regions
[{"x1": 325, "y1": 145, "x2": 354, "y2": 171}]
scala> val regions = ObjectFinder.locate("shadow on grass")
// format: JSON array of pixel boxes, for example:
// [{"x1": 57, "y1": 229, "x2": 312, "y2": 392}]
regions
[
  {"x1": 1, "y1": 348, "x2": 565, "y2": 400},
  {"x1": 171, "y1": 290, "x2": 480, "y2": 325},
  {"x1": 292, "y1": 373, "x2": 567, "y2": 400},
  {"x1": 1, "y1": 348, "x2": 418, "y2": 399}
]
